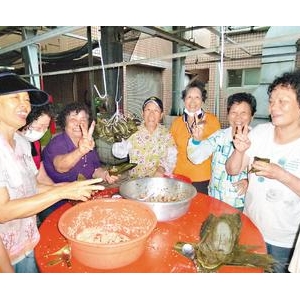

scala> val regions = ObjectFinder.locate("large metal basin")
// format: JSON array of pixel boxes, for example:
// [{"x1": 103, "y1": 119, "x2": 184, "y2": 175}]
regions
[{"x1": 119, "y1": 177, "x2": 197, "y2": 222}]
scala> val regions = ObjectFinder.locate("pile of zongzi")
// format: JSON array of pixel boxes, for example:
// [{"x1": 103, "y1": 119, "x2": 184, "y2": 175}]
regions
[{"x1": 174, "y1": 213, "x2": 276, "y2": 273}]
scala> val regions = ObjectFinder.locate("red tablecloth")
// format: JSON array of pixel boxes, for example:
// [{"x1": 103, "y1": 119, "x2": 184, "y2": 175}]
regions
[{"x1": 35, "y1": 189, "x2": 267, "y2": 273}]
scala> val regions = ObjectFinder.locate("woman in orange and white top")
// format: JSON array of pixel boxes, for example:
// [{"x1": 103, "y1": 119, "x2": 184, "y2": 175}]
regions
[{"x1": 170, "y1": 80, "x2": 220, "y2": 194}]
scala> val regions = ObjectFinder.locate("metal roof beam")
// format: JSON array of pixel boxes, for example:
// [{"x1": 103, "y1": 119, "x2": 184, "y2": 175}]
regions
[
  {"x1": 207, "y1": 26, "x2": 252, "y2": 56},
  {"x1": 0, "y1": 26, "x2": 85, "y2": 55},
  {"x1": 28, "y1": 32, "x2": 300, "y2": 78},
  {"x1": 128, "y1": 26, "x2": 205, "y2": 50}
]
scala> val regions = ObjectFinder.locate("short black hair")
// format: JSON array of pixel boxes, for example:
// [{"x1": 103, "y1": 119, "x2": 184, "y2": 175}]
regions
[
  {"x1": 268, "y1": 69, "x2": 300, "y2": 106},
  {"x1": 57, "y1": 102, "x2": 92, "y2": 130},
  {"x1": 27, "y1": 104, "x2": 54, "y2": 124},
  {"x1": 20, "y1": 103, "x2": 54, "y2": 131},
  {"x1": 227, "y1": 92, "x2": 257, "y2": 116}
]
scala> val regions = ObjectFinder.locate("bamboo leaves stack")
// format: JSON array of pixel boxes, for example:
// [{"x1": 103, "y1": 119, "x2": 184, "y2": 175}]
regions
[
  {"x1": 174, "y1": 213, "x2": 276, "y2": 273},
  {"x1": 95, "y1": 112, "x2": 141, "y2": 144}
]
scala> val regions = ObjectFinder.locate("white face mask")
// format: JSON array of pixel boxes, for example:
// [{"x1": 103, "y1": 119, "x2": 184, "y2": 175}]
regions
[
  {"x1": 184, "y1": 108, "x2": 203, "y2": 117},
  {"x1": 23, "y1": 129, "x2": 46, "y2": 142}
]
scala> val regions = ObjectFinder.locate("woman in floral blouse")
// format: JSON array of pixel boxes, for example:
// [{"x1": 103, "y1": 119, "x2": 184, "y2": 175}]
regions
[
  {"x1": 112, "y1": 96, "x2": 177, "y2": 178},
  {"x1": 0, "y1": 71, "x2": 104, "y2": 273}
]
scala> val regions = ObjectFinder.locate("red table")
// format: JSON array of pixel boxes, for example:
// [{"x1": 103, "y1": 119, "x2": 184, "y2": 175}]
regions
[{"x1": 35, "y1": 189, "x2": 267, "y2": 273}]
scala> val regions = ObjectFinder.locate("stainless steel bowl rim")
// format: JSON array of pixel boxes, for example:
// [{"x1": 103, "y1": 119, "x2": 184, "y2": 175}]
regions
[{"x1": 119, "y1": 177, "x2": 197, "y2": 202}]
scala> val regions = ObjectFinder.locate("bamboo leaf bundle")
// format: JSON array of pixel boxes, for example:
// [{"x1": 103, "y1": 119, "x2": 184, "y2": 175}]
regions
[{"x1": 174, "y1": 213, "x2": 276, "y2": 273}]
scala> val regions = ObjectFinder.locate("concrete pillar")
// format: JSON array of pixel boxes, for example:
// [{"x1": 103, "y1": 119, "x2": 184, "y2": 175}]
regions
[
  {"x1": 171, "y1": 26, "x2": 185, "y2": 116},
  {"x1": 21, "y1": 27, "x2": 41, "y2": 88}
]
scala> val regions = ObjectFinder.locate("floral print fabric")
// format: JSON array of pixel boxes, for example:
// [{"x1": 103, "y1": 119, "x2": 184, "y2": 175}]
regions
[
  {"x1": 125, "y1": 123, "x2": 177, "y2": 178},
  {"x1": 0, "y1": 132, "x2": 39, "y2": 264}
]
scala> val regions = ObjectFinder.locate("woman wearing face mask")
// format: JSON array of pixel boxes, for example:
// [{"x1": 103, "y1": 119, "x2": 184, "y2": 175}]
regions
[
  {"x1": 0, "y1": 70, "x2": 104, "y2": 272},
  {"x1": 21, "y1": 104, "x2": 54, "y2": 185},
  {"x1": 170, "y1": 80, "x2": 221, "y2": 194}
]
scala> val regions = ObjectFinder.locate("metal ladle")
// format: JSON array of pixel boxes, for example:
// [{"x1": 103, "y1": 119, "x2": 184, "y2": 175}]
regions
[{"x1": 137, "y1": 192, "x2": 155, "y2": 201}]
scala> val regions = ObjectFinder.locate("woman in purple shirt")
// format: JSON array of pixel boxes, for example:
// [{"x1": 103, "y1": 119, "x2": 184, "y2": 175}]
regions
[
  {"x1": 41, "y1": 102, "x2": 118, "y2": 220},
  {"x1": 43, "y1": 102, "x2": 117, "y2": 183}
]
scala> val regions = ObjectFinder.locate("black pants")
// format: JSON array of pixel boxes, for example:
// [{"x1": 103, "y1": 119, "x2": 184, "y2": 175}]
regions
[{"x1": 192, "y1": 180, "x2": 209, "y2": 195}]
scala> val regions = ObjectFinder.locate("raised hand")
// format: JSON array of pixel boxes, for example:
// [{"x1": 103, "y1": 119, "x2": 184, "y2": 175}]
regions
[
  {"x1": 232, "y1": 124, "x2": 251, "y2": 153},
  {"x1": 191, "y1": 113, "x2": 205, "y2": 141},
  {"x1": 78, "y1": 120, "x2": 95, "y2": 154}
]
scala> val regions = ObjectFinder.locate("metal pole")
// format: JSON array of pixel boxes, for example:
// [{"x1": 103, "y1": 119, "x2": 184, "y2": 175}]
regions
[{"x1": 87, "y1": 26, "x2": 96, "y2": 119}]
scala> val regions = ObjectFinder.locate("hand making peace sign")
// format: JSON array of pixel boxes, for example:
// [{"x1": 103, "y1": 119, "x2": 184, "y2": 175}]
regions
[
  {"x1": 78, "y1": 120, "x2": 96, "y2": 155},
  {"x1": 232, "y1": 124, "x2": 251, "y2": 153}
]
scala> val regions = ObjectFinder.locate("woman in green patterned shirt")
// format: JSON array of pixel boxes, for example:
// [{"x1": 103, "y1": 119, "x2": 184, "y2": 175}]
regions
[
  {"x1": 187, "y1": 92, "x2": 257, "y2": 210},
  {"x1": 112, "y1": 97, "x2": 177, "y2": 178}
]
